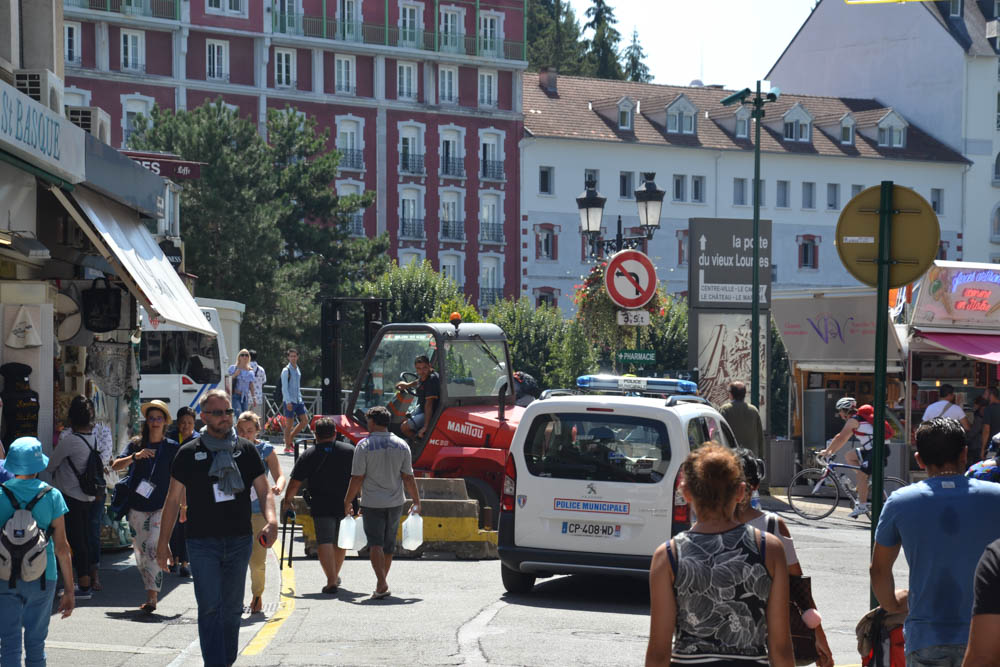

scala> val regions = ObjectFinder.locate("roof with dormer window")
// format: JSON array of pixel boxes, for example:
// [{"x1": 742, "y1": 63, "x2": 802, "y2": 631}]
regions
[{"x1": 665, "y1": 93, "x2": 697, "y2": 115}]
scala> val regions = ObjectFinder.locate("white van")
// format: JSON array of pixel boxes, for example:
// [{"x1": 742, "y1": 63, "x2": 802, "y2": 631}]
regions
[
  {"x1": 138, "y1": 306, "x2": 228, "y2": 417},
  {"x1": 497, "y1": 390, "x2": 737, "y2": 593}
]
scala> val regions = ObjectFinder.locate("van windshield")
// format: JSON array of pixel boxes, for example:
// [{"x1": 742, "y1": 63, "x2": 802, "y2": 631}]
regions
[
  {"x1": 523, "y1": 413, "x2": 670, "y2": 484},
  {"x1": 140, "y1": 331, "x2": 222, "y2": 384}
]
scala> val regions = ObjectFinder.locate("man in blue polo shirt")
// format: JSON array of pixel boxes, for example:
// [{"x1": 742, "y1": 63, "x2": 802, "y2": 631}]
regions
[{"x1": 871, "y1": 418, "x2": 1000, "y2": 667}]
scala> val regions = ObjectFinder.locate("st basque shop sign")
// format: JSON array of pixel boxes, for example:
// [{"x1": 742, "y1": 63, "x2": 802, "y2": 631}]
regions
[{"x1": 0, "y1": 80, "x2": 85, "y2": 183}]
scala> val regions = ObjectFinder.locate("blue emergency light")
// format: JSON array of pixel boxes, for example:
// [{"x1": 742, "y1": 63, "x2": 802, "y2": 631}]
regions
[{"x1": 576, "y1": 375, "x2": 698, "y2": 395}]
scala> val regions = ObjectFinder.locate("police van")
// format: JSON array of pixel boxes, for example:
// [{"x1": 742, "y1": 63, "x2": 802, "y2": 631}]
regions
[
  {"x1": 498, "y1": 375, "x2": 738, "y2": 593},
  {"x1": 137, "y1": 306, "x2": 228, "y2": 418}
]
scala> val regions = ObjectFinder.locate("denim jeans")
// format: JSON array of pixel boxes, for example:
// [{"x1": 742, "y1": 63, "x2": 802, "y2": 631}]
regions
[
  {"x1": 186, "y1": 536, "x2": 253, "y2": 667},
  {"x1": 0, "y1": 578, "x2": 55, "y2": 667},
  {"x1": 232, "y1": 392, "x2": 249, "y2": 415},
  {"x1": 906, "y1": 644, "x2": 967, "y2": 667}
]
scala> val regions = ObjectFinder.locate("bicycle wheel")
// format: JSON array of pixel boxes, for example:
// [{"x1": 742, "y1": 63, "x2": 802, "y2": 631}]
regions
[
  {"x1": 881, "y1": 476, "x2": 907, "y2": 500},
  {"x1": 787, "y1": 468, "x2": 842, "y2": 520}
]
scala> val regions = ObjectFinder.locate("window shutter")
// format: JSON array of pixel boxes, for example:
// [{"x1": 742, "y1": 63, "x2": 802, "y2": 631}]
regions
[
  {"x1": 799, "y1": 242, "x2": 805, "y2": 268},
  {"x1": 552, "y1": 232, "x2": 558, "y2": 260},
  {"x1": 535, "y1": 233, "x2": 541, "y2": 259}
]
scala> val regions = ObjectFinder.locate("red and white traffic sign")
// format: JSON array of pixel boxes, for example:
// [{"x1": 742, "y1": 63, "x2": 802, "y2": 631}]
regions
[{"x1": 605, "y1": 250, "x2": 658, "y2": 309}]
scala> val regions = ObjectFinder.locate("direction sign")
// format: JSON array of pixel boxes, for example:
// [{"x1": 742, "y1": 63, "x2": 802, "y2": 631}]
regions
[
  {"x1": 617, "y1": 349, "x2": 655, "y2": 365},
  {"x1": 605, "y1": 250, "x2": 658, "y2": 309},
  {"x1": 617, "y1": 310, "x2": 651, "y2": 326},
  {"x1": 689, "y1": 218, "x2": 772, "y2": 309}
]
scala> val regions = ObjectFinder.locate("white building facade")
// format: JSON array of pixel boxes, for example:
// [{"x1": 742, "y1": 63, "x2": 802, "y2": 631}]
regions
[
  {"x1": 768, "y1": 0, "x2": 995, "y2": 262},
  {"x1": 520, "y1": 71, "x2": 967, "y2": 315}
]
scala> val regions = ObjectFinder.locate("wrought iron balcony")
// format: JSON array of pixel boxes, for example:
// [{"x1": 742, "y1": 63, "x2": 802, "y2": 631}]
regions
[
  {"x1": 339, "y1": 149, "x2": 364, "y2": 171},
  {"x1": 479, "y1": 287, "x2": 503, "y2": 307},
  {"x1": 120, "y1": 61, "x2": 146, "y2": 74},
  {"x1": 397, "y1": 85, "x2": 418, "y2": 100},
  {"x1": 480, "y1": 160, "x2": 504, "y2": 181},
  {"x1": 207, "y1": 70, "x2": 230, "y2": 83},
  {"x1": 479, "y1": 223, "x2": 504, "y2": 244},
  {"x1": 441, "y1": 158, "x2": 465, "y2": 178},
  {"x1": 400, "y1": 218, "x2": 426, "y2": 239},
  {"x1": 275, "y1": 78, "x2": 297, "y2": 89},
  {"x1": 335, "y1": 84, "x2": 357, "y2": 95},
  {"x1": 401, "y1": 153, "x2": 425, "y2": 175},
  {"x1": 440, "y1": 220, "x2": 465, "y2": 241},
  {"x1": 347, "y1": 213, "x2": 365, "y2": 236},
  {"x1": 65, "y1": 0, "x2": 180, "y2": 20}
]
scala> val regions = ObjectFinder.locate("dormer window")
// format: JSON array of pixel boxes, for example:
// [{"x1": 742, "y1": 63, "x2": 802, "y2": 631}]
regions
[
  {"x1": 877, "y1": 110, "x2": 908, "y2": 148},
  {"x1": 617, "y1": 97, "x2": 636, "y2": 131},
  {"x1": 840, "y1": 116, "x2": 855, "y2": 146},
  {"x1": 665, "y1": 94, "x2": 697, "y2": 135},
  {"x1": 781, "y1": 103, "x2": 813, "y2": 143},
  {"x1": 950, "y1": 0, "x2": 961, "y2": 17},
  {"x1": 735, "y1": 108, "x2": 750, "y2": 139}
]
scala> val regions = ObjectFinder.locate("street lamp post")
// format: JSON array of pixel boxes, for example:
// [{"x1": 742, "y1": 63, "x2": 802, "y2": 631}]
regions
[
  {"x1": 577, "y1": 172, "x2": 665, "y2": 258},
  {"x1": 720, "y1": 81, "x2": 779, "y2": 409}
]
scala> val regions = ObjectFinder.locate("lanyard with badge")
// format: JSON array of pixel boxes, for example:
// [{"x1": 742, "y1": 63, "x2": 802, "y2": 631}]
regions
[
  {"x1": 195, "y1": 446, "x2": 238, "y2": 503},
  {"x1": 134, "y1": 445, "x2": 163, "y2": 500}
]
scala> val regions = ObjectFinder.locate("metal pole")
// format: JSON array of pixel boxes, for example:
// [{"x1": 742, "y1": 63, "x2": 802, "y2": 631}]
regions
[
  {"x1": 750, "y1": 81, "x2": 762, "y2": 408},
  {"x1": 615, "y1": 214, "x2": 623, "y2": 252},
  {"x1": 870, "y1": 180, "x2": 893, "y2": 606}
]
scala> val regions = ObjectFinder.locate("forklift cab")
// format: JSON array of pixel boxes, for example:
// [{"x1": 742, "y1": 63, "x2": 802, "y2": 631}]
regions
[{"x1": 346, "y1": 323, "x2": 516, "y2": 454}]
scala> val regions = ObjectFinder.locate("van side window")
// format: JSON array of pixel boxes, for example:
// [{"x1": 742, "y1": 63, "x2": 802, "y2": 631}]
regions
[
  {"x1": 687, "y1": 418, "x2": 709, "y2": 450},
  {"x1": 139, "y1": 331, "x2": 222, "y2": 384},
  {"x1": 523, "y1": 413, "x2": 671, "y2": 484}
]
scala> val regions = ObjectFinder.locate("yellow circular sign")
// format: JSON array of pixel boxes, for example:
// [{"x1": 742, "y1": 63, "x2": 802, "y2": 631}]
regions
[{"x1": 835, "y1": 185, "x2": 940, "y2": 289}]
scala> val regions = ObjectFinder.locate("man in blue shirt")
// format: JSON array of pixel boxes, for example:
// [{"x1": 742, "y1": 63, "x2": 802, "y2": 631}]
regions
[
  {"x1": 281, "y1": 348, "x2": 308, "y2": 454},
  {"x1": 871, "y1": 418, "x2": 1000, "y2": 667}
]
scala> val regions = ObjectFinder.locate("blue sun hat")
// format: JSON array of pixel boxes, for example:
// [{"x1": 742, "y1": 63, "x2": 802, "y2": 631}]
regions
[{"x1": 2, "y1": 437, "x2": 49, "y2": 475}]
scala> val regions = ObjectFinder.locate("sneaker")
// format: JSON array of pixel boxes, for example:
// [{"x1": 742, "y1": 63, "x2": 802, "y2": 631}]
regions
[
  {"x1": 73, "y1": 586, "x2": 93, "y2": 600},
  {"x1": 848, "y1": 503, "x2": 869, "y2": 519},
  {"x1": 178, "y1": 565, "x2": 191, "y2": 578},
  {"x1": 283, "y1": 446, "x2": 294, "y2": 454}
]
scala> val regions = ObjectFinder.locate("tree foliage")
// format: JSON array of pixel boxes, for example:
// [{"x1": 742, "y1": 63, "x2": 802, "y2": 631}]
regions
[
  {"x1": 583, "y1": 0, "x2": 623, "y2": 80},
  {"x1": 364, "y1": 259, "x2": 475, "y2": 324},
  {"x1": 527, "y1": 0, "x2": 595, "y2": 76},
  {"x1": 622, "y1": 29, "x2": 653, "y2": 83},
  {"x1": 129, "y1": 99, "x2": 389, "y2": 385},
  {"x1": 487, "y1": 298, "x2": 569, "y2": 388}
]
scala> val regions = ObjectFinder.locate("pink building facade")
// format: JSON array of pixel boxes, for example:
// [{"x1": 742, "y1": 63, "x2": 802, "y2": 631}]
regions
[{"x1": 62, "y1": 0, "x2": 526, "y2": 308}]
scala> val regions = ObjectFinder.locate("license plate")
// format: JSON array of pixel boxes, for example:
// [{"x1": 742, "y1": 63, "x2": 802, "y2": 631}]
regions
[{"x1": 561, "y1": 521, "x2": 621, "y2": 538}]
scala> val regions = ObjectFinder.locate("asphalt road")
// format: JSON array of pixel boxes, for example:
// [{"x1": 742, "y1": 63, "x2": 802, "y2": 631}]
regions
[{"x1": 42, "y1": 479, "x2": 905, "y2": 666}]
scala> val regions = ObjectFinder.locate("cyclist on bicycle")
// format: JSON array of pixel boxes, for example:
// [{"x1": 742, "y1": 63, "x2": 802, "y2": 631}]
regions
[{"x1": 818, "y1": 397, "x2": 887, "y2": 518}]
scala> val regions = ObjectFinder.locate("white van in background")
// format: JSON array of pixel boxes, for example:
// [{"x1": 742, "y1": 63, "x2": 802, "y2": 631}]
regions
[{"x1": 138, "y1": 306, "x2": 229, "y2": 417}]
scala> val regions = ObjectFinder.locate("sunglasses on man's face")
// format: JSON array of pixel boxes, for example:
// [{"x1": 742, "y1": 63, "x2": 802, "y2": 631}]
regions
[{"x1": 204, "y1": 409, "x2": 235, "y2": 417}]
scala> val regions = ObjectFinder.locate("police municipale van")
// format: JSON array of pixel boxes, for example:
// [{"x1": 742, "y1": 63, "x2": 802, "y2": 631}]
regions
[{"x1": 497, "y1": 375, "x2": 739, "y2": 594}]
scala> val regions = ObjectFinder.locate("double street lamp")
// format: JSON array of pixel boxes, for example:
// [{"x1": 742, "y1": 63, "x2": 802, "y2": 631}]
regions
[
  {"x1": 720, "y1": 81, "x2": 779, "y2": 409},
  {"x1": 577, "y1": 172, "x2": 665, "y2": 258}
]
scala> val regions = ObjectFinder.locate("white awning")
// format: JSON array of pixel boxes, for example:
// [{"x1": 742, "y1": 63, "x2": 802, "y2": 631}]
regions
[
  {"x1": 794, "y1": 362, "x2": 904, "y2": 374},
  {"x1": 50, "y1": 186, "x2": 215, "y2": 336}
]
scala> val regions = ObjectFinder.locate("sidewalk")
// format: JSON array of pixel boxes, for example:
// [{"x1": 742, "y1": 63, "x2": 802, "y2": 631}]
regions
[{"x1": 44, "y1": 540, "x2": 282, "y2": 666}]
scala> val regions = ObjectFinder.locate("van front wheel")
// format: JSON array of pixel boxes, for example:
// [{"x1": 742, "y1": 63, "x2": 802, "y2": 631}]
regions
[{"x1": 501, "y1": 563, "x2": 536, "y2": 594}]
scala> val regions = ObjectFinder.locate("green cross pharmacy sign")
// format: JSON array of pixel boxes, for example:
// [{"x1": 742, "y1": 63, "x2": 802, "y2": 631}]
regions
[{"x1": 616, "y1": 349, "x2": 655, "y2": 365}]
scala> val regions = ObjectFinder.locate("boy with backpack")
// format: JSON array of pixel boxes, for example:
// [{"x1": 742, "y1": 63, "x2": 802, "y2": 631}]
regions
[{"x1": 0, "y1": 437, "x2": 75, "y2": 664}]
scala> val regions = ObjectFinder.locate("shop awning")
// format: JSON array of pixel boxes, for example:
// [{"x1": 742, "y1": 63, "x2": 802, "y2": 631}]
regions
[
  {"x1": 49, "y1": 186, "x2": 215, "y2": 337},
  {"x1": 916, "y1": 331, "x2": 1000, "y2": 364}
]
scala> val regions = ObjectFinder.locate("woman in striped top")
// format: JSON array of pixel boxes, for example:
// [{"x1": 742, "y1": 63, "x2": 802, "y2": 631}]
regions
[{"x1": 645, "y1": 444, "x2": 793, "y2": 667}]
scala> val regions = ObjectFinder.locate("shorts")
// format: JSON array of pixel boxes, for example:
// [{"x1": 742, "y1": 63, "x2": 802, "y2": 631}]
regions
[
  {"x1": 906, "y1": 644, "x2": 966, "y2": 667},
  {"x1": 313, "y1": 516, "x2": 341, "y2": 546},
  {"x1": 361, "y1": 505, "x2": 404, "y2": 551},
  {"x1": 855, "y1": 446, "x2": 890, "y2": 475},
  {"x1": 283, "y1": 402, "x2": 307, "y2": 419},
  {"x1": 406, "y1": 410, "x2": 426, "y2": 431}
]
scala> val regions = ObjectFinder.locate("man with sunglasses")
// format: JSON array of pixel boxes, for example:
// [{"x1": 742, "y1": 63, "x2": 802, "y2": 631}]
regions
[{"x1": 156, "y1": 389, "x2": 277, "y2": 667}]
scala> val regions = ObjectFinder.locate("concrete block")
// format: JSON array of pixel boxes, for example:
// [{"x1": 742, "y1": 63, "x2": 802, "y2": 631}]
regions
[{"x1": 413, "y1": 478, "x2": 470, "y2": 500}]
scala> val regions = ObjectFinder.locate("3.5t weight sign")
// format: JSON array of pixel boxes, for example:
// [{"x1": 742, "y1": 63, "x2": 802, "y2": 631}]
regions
[{"x1": 605, "y1": 250, "x2": 658, "y2": 309}]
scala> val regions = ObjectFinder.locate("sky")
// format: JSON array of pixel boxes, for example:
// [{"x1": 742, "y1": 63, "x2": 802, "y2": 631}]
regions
[{"x1": 564, "y1": 0, "x2": 819, "y2": 91}]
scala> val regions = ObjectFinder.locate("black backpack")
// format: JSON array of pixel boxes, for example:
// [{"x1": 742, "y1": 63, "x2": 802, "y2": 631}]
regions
[
  {"x1": 514, "y1": 372, "x2": 541, "y2": 399},
  {"x1": 65, "y1": 433, "x2": 106, "y2": 497}
]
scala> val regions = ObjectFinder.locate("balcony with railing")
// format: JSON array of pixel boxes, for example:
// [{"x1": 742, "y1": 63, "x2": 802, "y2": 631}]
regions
[
  {"x1": 65, "y1": 0, "x2": 180, "y2": 19},
  {"x1": 275, "y1": 78, "x2": 297, "y2": 89},
  {"x1": 400, "y1": 153, "x2": 425, "y2": 175},
  {"x1": 335, "y1": 84, "x2": 357, "y2": 96},
  {"x1": 441, "y1": 158, "x2": 465, "y2": 178},
  {"x1": 400, "y1": 218, "x2": 426, "y2": 239},
  {"x1": 440, "y1": 220, "x2": 465, "y2": 241},
  {"x1": 481, "y1": 160, "x2": 504, "y2": 181},
  {"x1": 120, "y1": 62, "x2": 146, "y2": 74},
  {"x1": 338, "y1": 149, "x2": 364, "y2": 171},
  {"x1": 479, "y1": 223, "x2": 504, "y2": 244},
  {"x1": 269, "y1": 12, "x2": 525, "y2": 61},
  {"x1": 479, "y1": 287, "x2": 503, "y2": 307},
  {"x1": 207, "y1": 70, "x2": 230, "y2": 83},
  {"x1": 347, "y1": 212, "x2": 365, "y2": 236}
]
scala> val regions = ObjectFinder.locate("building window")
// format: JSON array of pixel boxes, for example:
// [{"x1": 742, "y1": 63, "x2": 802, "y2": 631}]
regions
[
  {"x1": 441, "y1": 10, "x2": 462, "y2": 51},
  {"x1": 784, "y1": 120, "x2": 810, "y2": 142},
  {"x1": 993, "y1": 207, "x2": 1000, "y2": 242},
  {"x1": 995, "y1": 154, "x2": 1000, "y2": 181},
  {"x1": 336, "y1": 120, "x2": 362, "y2": 170},
  {"x1": 478, "y1": 70, "x2": 497, "y2": 107},
  {"x1": 536, "y1": 225, "x2": 557, "y2": 260},
  {"x1": 398, "y1": 62, "x2": 417, "y2": 100},
  {"x1": 878, "y1": 126, "x2": 906, "y2": 147},
  {"x1": 798, "y1": 235, "x2": 820, "y2": 269},
  {"x1": 585, "y1": 168, "x2": 599, "y2": 190},
  {"x1": 692, "y1": 175, "x2": 705, "y2": 203},
  {"x1": 441, "y1": 254, "x2": 461, "y2": 286},
  {"x1": 802, "y1": 182, "x2": 815, "y2": 209},
  {"x1": 206, "y1": 40, "x2": 229, "y2": 81},
  {"x1": 400, "y1": 189, "x2": 424, "y2": 239},
  {"x1": 440, "y1": 192, "x2": 463, "y2": 240},
  {"x1": 827, "y1": 183, "x2": 840, "y2": 210},
  {"x1": 682, "y1": 113, "x2": 694, "y2": 134},
  {"x1": 121, "y1": 29, "x2": 144, "y2": 72},
  {"x1": 536, "y1": 291, "x2": 557, "y2": 308},
  {"x1": 937, "y1": 241, "x2": 949, "y2": 260},
  {"x1": 480, "y1": 195, "x2": 503, "y2": 243},
  {"x1": 275, "y1": 48, "x2": 295, "y2": 87},
  {"x1": 207, "y1": 0, "x2": 244, "y2": 15},
  {"x1": 756, "y1": 179, "x2": 765, "y2": 207},
  {"x1": 480, "y1": 257, "x2": 501, "y2": 307},
  {"x1": 950, "y1": 0, "x2": 961, "y2": 16},
  {"x1": 439, "y1": 66, "x2": 457, "y2": 103},
  {"x1": 776, "y1": 180, "x2": 790, "y2": 208},
  {"x1": 400, "y1": 126, "x2": 424, "y2": 174},
  {"x1": 619, "y1": 108, "x2": 632, "y2": 130},
  {"x1": 122, "y1": 96, "x2": 153, "y2": 148},
  {"x1": 840, "y1": 124, "x2": 853, "y2": 145},
  {"x1": 852, "y1": 184, "x2": 864, "y2": 198},
  {"x1": 677, "y1": 229, "x2": 689, "y2": 266},
  {"x1": 539, "y1": 166, "x2": 554, "y2": 195},
  {"x1": 736, "y1": 116, "x2": 748, "y2": 138},
  {"x1": 619, "y1": 171, "x2": 634, "y2": 199},
  {"x1": 480, "y1": 13, "x2": 500, "y2": 56},
  {"x1": 441, "y1": 132, "x2": 462, "y2": 177},
  {"x1": 480, "y1": 134, "x2": 502, "y2": 179},
  {"x1": 667, "y1": 111, "x2": 695, "y2": 134},
  {"x1": 783, "y1": 121, "x2": 795, "y2": 140},
  {"x1": 335, "y1": 55, "x2": 355, "y2": 94},
  {"x1": 64, "y1": 22, "x2": 81, "y2": 65},
  {"x1": 733, "y1": 178, "x2": 747, "y2": 206},
  {"x1": 673, "y1": 174, "x2": 686, "y2": 202},
  {"x1": 931, "y1": 188, "x2": 943, "y2": 215},
  {"x1": 400, "y1": 4, "x2": 421, "y2": 46}
]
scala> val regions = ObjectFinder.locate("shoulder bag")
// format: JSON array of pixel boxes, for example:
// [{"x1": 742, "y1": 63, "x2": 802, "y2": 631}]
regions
[{"x1": 766, "y1": 514, "x2": 820, "y2": 666}]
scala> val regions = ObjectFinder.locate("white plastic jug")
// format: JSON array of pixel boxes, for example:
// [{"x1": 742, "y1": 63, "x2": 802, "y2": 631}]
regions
[
  {"x1": 401, "y1": 512, "x2": 423, "y2": 551},
  {"x1": 354, "y1": 514, "x2": 368, "y2": 549},
  {"x1": 337, "y1": 516, "x2": 357, "y2": 550}
]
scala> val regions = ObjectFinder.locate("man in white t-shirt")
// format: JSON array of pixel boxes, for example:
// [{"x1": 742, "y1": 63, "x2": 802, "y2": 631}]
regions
[{"x1": 921, "y1": 384, "x2": 970, "y2": 430}]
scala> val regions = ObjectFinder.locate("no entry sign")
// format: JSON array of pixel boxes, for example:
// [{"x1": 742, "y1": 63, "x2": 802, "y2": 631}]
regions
[{"x1": 605, "y1": 250, "x2": 658, "y2": 309}]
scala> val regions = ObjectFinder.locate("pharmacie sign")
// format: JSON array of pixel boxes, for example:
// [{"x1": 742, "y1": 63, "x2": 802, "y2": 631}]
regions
[
  {"x1": 912, "y1": 261, "x2": 1000, "y2": 330},
  {"x1": 0, "y1": 80, "x2": 85, "y2": 183}
]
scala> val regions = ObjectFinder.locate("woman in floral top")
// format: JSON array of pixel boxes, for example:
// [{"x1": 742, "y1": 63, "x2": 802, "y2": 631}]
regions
[{"x1": 645, "y1": 444, "x2": 793, "y2": 667}]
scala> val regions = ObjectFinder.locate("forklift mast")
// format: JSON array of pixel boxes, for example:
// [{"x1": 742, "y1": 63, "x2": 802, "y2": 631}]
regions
[{"x1": 320, "y1": 297, "x2": 389, "y2": 414}]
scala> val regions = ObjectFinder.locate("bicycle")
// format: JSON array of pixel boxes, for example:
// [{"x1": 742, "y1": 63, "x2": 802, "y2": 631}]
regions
[{"x1": 787, "y1": 455, "x2": 907, "y2": 520}]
